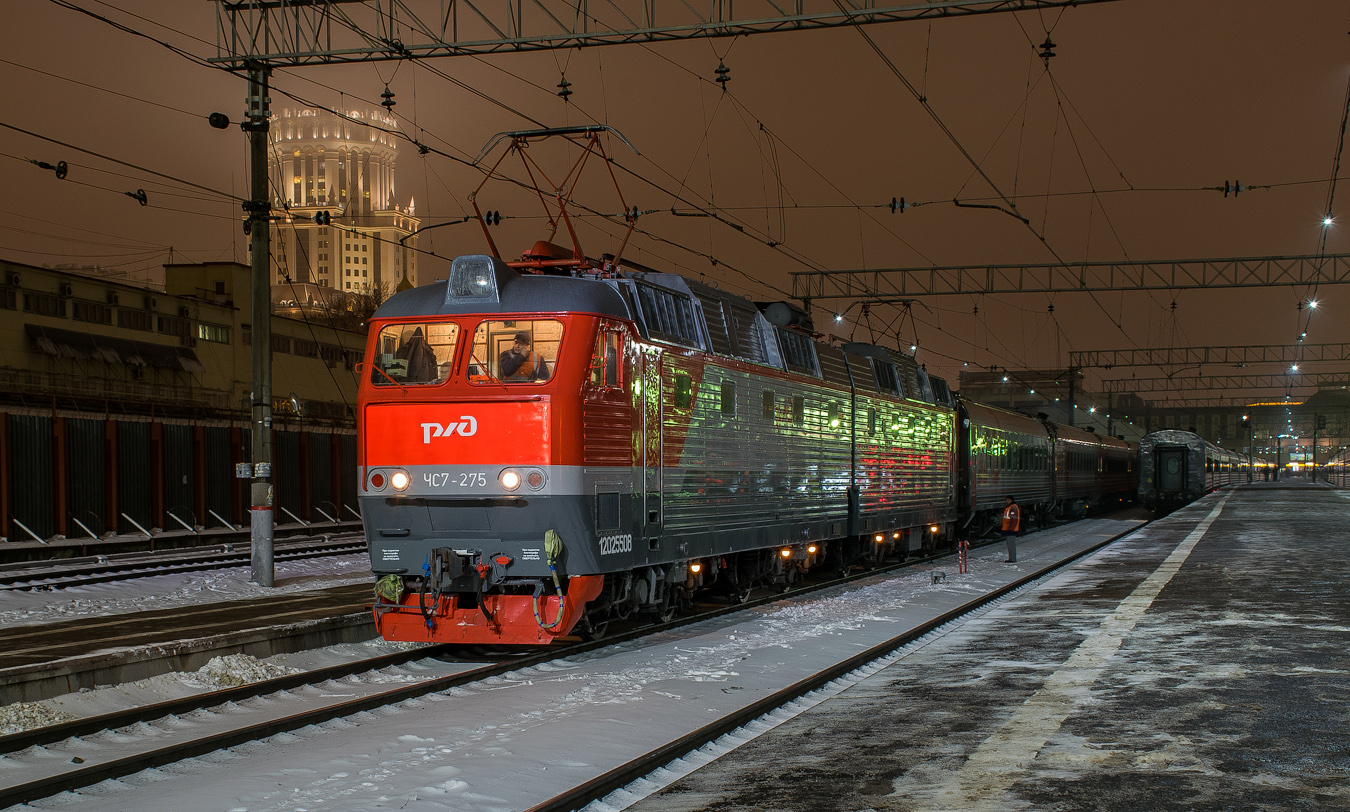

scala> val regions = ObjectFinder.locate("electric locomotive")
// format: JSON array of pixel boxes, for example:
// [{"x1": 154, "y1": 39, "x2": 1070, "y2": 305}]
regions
[{"x1": 358, "y1": 248, "x2": 960, "y2": 645}]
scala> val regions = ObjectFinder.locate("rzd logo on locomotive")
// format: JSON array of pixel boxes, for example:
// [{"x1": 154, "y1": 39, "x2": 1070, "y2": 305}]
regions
[
  {"x1": 597, "y1": 534, "x2": 633, "y2": 555},
  {"x1": 421, "y1": 416, "x2": 478, "y2": 443}
]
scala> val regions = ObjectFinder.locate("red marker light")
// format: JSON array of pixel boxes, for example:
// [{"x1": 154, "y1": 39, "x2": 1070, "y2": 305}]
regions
[
  {"x1": 370, "y1": 472, "x2": 385, "y2": 488},
  {"x1": 495, "y1": 556, "x2": 512, "y2": 567}
]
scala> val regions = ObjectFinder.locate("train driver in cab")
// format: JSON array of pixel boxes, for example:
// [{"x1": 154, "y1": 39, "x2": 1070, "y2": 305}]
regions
[{"x1": 499, "y1": 331, "x2": 550, "y2": 382}]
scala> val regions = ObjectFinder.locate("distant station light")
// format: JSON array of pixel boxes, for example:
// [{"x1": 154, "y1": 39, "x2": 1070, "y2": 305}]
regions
[{"x1": 834, "y1": 313, "x2": 843, "y2": 323}]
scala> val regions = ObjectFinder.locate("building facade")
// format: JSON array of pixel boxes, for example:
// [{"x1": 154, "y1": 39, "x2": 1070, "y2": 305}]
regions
[
  {"x1": 269, "y1": 107, "x2": 420, "y2": 294},
  {"x1": 0, "y1": 258, "x2": 368, "y2": 542}
]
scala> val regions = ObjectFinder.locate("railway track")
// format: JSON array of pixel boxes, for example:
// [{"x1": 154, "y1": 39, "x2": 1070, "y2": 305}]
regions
[
  {"x1": 0, "y1": 533, "x2": 368, "y2": 591},
  {"x1": 0, "y1": 520, "x2": 1140, "y2": 809}
]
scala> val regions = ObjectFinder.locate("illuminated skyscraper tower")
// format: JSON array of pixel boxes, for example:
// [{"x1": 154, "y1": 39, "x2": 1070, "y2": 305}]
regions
[{"x1": 268, "y1": 107, "x2": 419, "y2": 293}]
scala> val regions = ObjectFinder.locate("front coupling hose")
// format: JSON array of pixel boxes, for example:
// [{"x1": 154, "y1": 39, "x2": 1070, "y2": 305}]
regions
[{"x1": 532, "y1": 529, "x2": 567, "y2": 630}]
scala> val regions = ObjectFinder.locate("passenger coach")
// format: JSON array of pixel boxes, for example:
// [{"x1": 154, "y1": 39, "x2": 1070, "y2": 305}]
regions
[{"x1": 1138, "y1": 429, "x2": 1247, "y2": 509}]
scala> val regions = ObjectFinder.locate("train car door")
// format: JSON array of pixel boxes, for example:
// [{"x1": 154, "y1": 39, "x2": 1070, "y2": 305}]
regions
[
  {"x1": 640, "y1": 349, "x2": 663, "y2": 545},
  {"x1": 1157, "y1": 447, "x2": 1186, "y2": 492}
]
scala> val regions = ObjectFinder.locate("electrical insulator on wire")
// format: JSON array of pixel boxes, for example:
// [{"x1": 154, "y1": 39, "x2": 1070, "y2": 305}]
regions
[
  {"x1": 208, "y1": 112, "x2": 231, "y2": 130},
  {"x1": 381, "y1": 85, "x2": 396, "y2": 111},
  {"x1": 314, "y1": 210, "x2": 332, "y2": 226},
  {"x1": 31, "y1": 159, "x2": 69, "y2": 180},
  {"x1": 1223, "y1": 180, "x2": 1245, "y2": 197},
  {"x1": 889, "y1": 196, "x2": 913, "y2": 213},
  {"x1": 483, "y1": 210, "x2": 502, "y2": 226},
  {"x1": 627, "y1": 206, "x2": 640, "y2": 221},
  {"x1": 557, "y1": 78, "x2": 573, "y2": 100},
  {"x1": 715, "y1": 62, "x2": 730, "y2": 88},
  {"x1": 126, "y1": 189, "x2": 148, "y2": 206},
  {"x1": 1039, "y1": 37, "x2": 1056, "y2": 63}
]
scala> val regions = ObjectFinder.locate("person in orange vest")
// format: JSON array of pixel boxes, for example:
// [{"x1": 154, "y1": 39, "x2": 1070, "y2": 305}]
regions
[
  {"x1": 1000, "y1": 494, "x2": 1021, "y2": 563},
  {"x1": 499, "y1": 331, "x2": 550, "y2": 382}
]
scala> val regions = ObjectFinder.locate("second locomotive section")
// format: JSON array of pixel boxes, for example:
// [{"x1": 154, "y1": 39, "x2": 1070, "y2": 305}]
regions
[{"x1": 358, "y1": 254, "x2": 959, "y2": 645}]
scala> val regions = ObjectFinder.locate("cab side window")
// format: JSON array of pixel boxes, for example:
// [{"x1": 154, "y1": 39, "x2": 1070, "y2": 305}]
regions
[{"x1": 589, "y1": 328, "x2": 622, "y2": 388}]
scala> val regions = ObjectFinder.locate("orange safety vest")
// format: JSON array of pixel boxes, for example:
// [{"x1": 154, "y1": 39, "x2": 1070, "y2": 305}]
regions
[{"x1": 1001, "y1": 504, "x2": 1021, "y2": 532}]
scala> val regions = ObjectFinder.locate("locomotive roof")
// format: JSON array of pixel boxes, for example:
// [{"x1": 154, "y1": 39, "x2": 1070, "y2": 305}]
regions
[{"x1": 374, "y1": 255, "x2": 632, "y2": 321}]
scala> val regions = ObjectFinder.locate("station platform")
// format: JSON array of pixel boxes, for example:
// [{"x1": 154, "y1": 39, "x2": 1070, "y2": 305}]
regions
[{"x1": 626, "y1": 481, "x2": 1350, "y2": 811}]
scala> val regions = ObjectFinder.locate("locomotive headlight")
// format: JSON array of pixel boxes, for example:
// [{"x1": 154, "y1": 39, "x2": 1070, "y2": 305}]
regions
[
  {"x1": 874, "y1": 534, "x2": 884, "y2": 543},
  {"x1": 807, "y1": 545, "x2": 818, "y2": 554},
  {"x1": 690, "y1": 562, "x2": 703, "y2": 574},
  {"x1": 390, "y1": 471, "x2": 410, "y2": 491},
  {"x1": 500, "y1": 469, "x2": 521, "y2": 490},
  {"x1": 930, "y1": 525, "x2": 940, "y2": 534},
  {"x1": 780, "y1": 548, "x2": 792, "y2": 558}
]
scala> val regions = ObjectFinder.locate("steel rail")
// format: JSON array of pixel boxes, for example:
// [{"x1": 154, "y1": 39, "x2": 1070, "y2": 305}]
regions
[
  {"x1": 0, "y1": 534, "x2": 1007, "y2": 807},
  {"x1": 524, "y1": 522, "x2": 1147, "y2": 812},
  {"x1": 0, "y1": 537, "x2": 366, "y2": 591}
]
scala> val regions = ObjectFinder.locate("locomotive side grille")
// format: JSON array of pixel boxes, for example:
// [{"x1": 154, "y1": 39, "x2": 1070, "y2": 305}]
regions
[{"x1": 583, "y1": 400, "x2": 632, "y2": 465}]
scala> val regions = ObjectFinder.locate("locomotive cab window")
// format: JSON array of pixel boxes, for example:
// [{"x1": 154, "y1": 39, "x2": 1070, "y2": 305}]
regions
[
  {"x1": 371, "y1": 322, "x2": 459, "y2": 386},
  {"x1": 468, "y1": 319, "x2": 562, "y2": 384},
  {"x1": 589, "y1": 328, "x2": 622, "y2": 388}
]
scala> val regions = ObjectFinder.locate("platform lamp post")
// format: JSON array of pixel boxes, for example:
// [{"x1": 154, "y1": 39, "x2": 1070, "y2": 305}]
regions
[{"x1": 1242, "y1": 410, "x2": 1252, "y2": 480}]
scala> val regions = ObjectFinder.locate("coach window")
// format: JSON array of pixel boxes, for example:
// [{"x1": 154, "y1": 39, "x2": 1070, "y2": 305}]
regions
[
  {"x1": 827, "y1": 401, "x2": 841, "y2": 430},
  {"x1": 720, "y1": 381, "x2": 736, "y2": 416},
  {"x1": 589, "y1": 328, "x2": 622, "y2": 388},
  {"x1": 792, "y1": 395, "x2": 805, "y2": 425},
  {"x1": 868, "y1": 407, "x2": 877, "y2": 437},
  {"x1": 371, "y1": 322, "x2": 459, "y2": 386},
  {"x1": 674, "y1": 373, "x2": 694, "y2": 408},
  {"x1": 762, "y1": 390, "x2": 775, "y2": 420},
  {"x1": 468, "y1": 319, "x2": 563, "y2": 384}
]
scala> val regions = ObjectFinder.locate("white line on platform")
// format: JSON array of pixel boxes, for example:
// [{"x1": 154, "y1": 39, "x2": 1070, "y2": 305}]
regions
[{"x1": 920, "y1": 492, "x2": 1234, "y2": 811}]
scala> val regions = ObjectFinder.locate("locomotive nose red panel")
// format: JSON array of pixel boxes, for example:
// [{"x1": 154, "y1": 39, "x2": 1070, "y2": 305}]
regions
[{"x1": 362, "y1": 401, "x2": 550, "y2": 466}]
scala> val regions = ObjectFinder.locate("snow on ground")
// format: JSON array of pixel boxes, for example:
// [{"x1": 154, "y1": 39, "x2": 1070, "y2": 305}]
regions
[
  {"x1": 6, "y1": 519, "x2": 1142, "y2": 812},
  {"x1": 0, "y1": 640, "x2": 430, "y2": 737},
  {"x1": 0, "y1": 552, "x2": 376, "y2": 629}
]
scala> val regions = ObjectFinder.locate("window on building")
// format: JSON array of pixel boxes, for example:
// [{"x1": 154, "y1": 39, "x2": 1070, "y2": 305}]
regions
[
  {"x1": 73, "y1": 301, "x2": 112, "y2": 324},
  {"x1": 197, "y1": 323, "x2": 230, "y2": 343},
  {"x1": 23, "y1": 292, "x2": 66, "y2": 318}
]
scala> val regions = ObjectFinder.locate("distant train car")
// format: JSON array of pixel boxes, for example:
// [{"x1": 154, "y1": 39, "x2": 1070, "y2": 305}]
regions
[
  {"x1": 958, "y1": 400, "x2": 1054, "y2": 529},
  {"x1": 1138, "y1": 429, "x2": 1246, "y2": 509}
]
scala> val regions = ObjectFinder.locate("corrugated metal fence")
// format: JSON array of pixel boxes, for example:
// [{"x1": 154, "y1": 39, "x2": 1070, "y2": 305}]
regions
[{"x1": 3, "y1": 411, "x2": 357, "y2": 542}]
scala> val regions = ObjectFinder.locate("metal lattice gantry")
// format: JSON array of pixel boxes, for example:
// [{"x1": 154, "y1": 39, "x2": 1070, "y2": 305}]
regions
[
  {"x1": 792, "y1": 254, "x2": 1350, "y2": 302},
  {"x1": 209, "y1": 0, "x2": 1121, "y2": 68},
  {"x1": 1071, "y1": 343, "x2": 1350, "y2": 370},
  {"x1": 1099, "y1": 372, "x2": 1350, "y2": 394}
]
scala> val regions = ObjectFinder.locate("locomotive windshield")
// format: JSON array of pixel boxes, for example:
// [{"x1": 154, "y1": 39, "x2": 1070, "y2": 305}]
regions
[
  {"x1": 468, "y1": 319, "x2": 563, "y2": 384},
  {"x1": 370, "y1": 322, "x2": 459, "y2": 386}
]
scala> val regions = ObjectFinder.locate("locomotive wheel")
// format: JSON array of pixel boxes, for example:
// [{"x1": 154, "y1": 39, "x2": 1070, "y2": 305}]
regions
[
  {"x1": 577, "y1": 612, "x2": 610, "y2": 642},
  {"x1": 650, "y1": 600, "x2": 677, "y2": 624}
]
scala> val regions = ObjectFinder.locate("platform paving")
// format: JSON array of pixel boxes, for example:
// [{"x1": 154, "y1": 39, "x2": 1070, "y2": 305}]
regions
[{"x1": 626, "y1": 482, "x2": 1350, "y2": 811}]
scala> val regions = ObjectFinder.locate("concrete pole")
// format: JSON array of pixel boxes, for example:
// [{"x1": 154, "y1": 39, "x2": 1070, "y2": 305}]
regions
[{"x1": 247, "y1": 64, "x2": 275, "y2": 587}]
